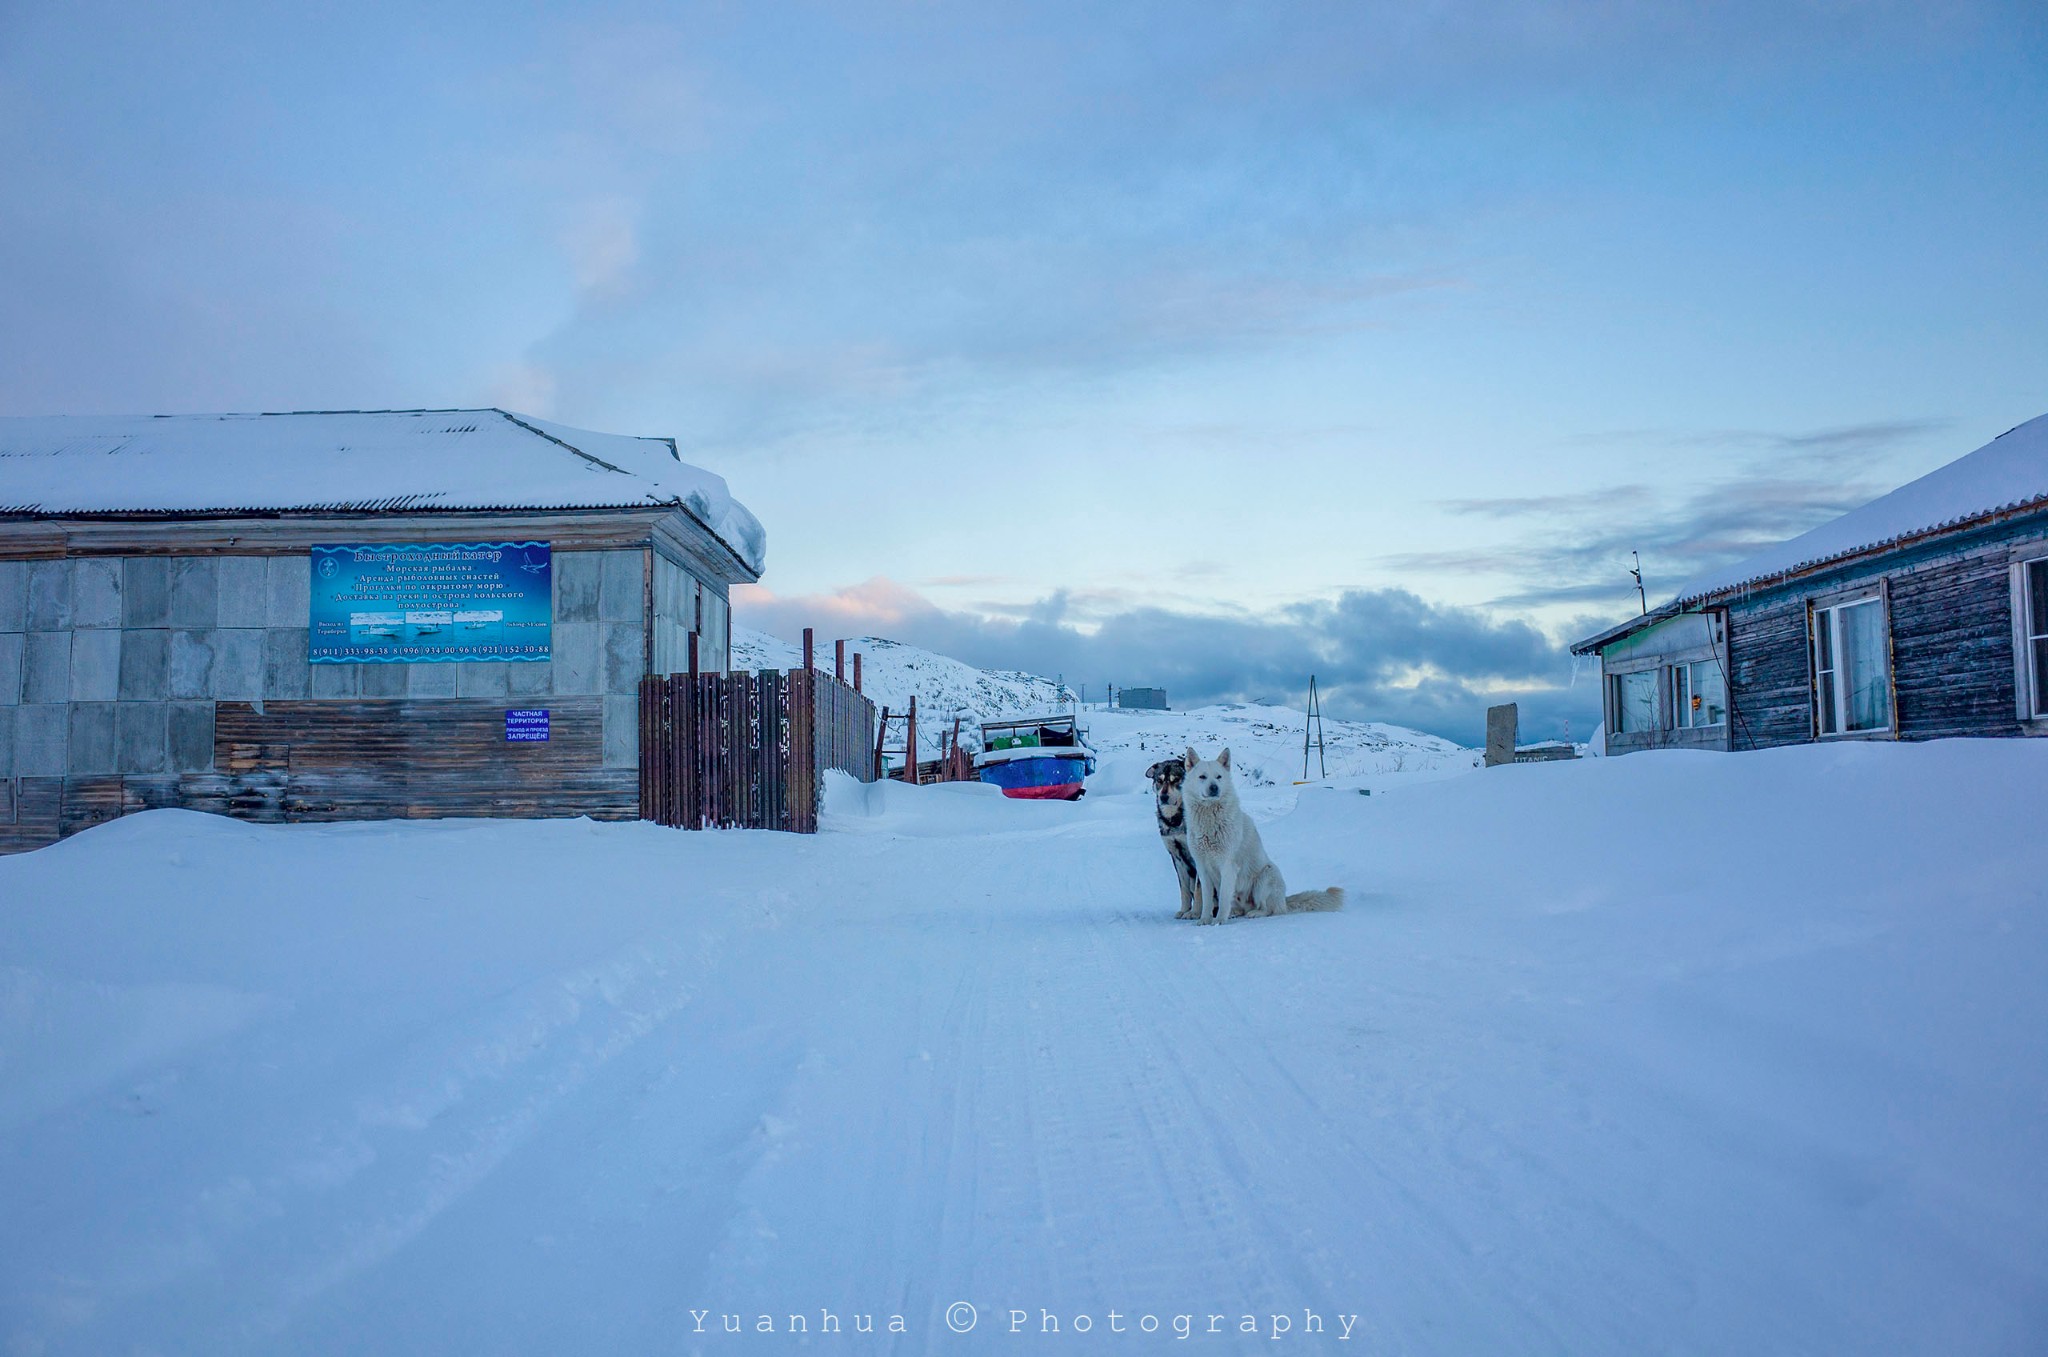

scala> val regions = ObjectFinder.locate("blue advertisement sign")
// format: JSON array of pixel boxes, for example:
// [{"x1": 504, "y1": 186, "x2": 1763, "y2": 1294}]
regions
[
  {"x1": 309, "y1": 542, "x2": 551, "y2": 663},
  {"x1": 505, "y1": 709, "x2": 550, "y2": 742}
]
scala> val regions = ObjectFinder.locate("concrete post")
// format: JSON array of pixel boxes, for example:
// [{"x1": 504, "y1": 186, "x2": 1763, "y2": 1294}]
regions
[{"x1": 1484, "y1": 702, "x2": 1519, "y2": 767}]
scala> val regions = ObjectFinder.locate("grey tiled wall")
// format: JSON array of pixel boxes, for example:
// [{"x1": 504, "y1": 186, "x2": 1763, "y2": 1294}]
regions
[
  {"x1": 651, "y1": 552, "x2": 729, "y2": 675},
  {"x1": 0, "y1": 548, "x2": 670, "y2": 778}
]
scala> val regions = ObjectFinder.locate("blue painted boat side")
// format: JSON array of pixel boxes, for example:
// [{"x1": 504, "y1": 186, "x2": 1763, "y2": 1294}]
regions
[{"x1": 978, "y1": 754, "x2": 1095, "y2": 795}]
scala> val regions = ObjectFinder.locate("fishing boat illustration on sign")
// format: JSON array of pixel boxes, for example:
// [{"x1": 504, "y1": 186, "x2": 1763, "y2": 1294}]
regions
[{"x1": 974, "y1": 715, "x2": 1097, "y2": 800}]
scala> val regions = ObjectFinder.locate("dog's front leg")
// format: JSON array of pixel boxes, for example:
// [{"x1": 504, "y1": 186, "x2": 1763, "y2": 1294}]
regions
[{"x1": 1209, "y1": 862, "x2": 1237, "y2": 925}]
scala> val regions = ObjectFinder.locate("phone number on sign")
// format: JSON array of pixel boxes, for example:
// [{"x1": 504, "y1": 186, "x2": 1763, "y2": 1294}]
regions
[{"x1": 315, "y1": 644, "x2": 551, "y2": 658}]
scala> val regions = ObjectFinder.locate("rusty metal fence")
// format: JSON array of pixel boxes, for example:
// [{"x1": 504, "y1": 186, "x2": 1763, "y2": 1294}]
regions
[{"x1": 639, "y1": 667, "x2": 877, "y2": 833}]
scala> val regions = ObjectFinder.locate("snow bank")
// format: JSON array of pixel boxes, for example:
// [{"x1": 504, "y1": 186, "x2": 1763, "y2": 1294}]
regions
[{"x1": 3, "y1": 742, "x2": 2045, "y2": 1354}]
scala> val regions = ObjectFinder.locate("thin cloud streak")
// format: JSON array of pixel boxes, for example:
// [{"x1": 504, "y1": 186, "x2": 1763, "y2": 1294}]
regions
[{"x1": 1399, "y1": 418, "x2": 1956, "y2": 611}]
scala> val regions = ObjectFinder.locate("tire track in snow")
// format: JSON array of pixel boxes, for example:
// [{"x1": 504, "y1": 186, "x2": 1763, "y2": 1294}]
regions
[
  {"x1": 945, "y1": 839, "x2": 1307, "y2": 1326},
  {"x1": 1106, "y1": 898, "x2": 1578, "y2": 1354},
  {"x1": 52, "y1": 925, "x2": 742, "y2": 1353}
]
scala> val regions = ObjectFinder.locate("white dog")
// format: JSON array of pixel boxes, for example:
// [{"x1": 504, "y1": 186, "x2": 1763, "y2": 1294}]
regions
[{"x1": 1182, "y1": 747, "x2": 1344, "y2": 924}]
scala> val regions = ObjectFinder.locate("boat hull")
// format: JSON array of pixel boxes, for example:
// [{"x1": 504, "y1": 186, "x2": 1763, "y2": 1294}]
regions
[{"x1": 978, "y1": 754, "x2": 1091, "y2": 801}]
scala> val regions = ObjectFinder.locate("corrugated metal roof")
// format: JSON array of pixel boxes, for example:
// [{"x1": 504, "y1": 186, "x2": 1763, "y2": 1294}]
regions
[{"x1": 0, "y1": 407, "x2": 765, "y2": 574}]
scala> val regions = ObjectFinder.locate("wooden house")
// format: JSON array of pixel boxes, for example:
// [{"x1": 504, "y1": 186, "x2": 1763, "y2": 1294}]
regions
[
  {"x1": 1572, "y1": 414, "x2": 2048, "y2": 755},
  {"x1": 0, "y1": 408, "x2": 764, "y2": 851}
]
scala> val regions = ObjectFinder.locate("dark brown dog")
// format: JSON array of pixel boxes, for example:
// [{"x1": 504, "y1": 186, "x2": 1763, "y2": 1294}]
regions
[{"x1": 1145, "y1": 757, "x2": 1202, "y2": 920}]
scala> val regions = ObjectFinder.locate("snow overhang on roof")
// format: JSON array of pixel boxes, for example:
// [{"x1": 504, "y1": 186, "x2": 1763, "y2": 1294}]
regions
[
  {"x1": 1571, "y1": 412, "x2": 2048, "y2": 655},
  {"x1": 0, "y1": 408, "x2": 766, "y2": 576}
]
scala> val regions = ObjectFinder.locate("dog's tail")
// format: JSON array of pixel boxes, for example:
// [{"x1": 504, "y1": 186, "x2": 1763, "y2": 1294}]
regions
[{"x1": 1284, "y1": 886, "x2": 1345, "y2": 913}]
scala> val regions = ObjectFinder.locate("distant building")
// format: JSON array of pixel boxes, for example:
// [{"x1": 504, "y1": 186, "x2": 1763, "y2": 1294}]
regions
[
  {"x1": 0, "y1": 408, "x2": 764, "y2": 851},
  {"x1": 1573, "y1": 414, "x2": 2048, "y2": 755},
  {"x1": 1117, "y1": 687, "x2": 1169, "y2": 710}
]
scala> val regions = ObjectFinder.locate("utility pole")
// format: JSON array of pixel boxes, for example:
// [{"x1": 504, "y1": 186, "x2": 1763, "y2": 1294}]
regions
[
  {"x1": 1630, "y1": 551, "x2": 1647, "y2": 616},
  {"x1": 1302, "y1": 675, "x2": 1327, "y2": 781}
]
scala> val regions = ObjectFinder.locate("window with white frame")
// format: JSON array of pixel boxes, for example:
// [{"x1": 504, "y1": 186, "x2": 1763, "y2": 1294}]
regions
[
  {"x1": 1609, "y1": 669, "x2": 1657, "y2": 733},
  {"x1": 1672, "y1": 659, "x2": 1727, "y2": 728},
  {"x1": 1812, "y1": 595, "x2": 1891, "y2": 734},
  {"x1": 2021, "y1": 557, "x2": 2048, "y2": 718}
]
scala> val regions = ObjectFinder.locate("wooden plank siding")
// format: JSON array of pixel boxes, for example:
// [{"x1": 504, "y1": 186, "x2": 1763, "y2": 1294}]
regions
[
  {"x1": 1727, "y1": 594, "x2": 1816, "y2": 750},
  {"x1": 1725, "y1": 530, "x2": 2037, "y2": 749},
  {"x1": 213, "y1": 697, "x2": 633, "y2": 822},
  {"x1": 0, "y1": 777, "x2": 62, "y2": 854},
  {"x1": 1889, "y1": 542, "x2": 2021, "y2": 739},
  {"x1": 2, "y1": 695, "x2": 635, "y2": 852}
]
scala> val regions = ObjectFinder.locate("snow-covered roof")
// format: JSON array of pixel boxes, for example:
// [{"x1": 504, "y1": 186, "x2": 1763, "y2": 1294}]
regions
[
  {"x1": 0, "y1": 408, "x2": 765, "y2": 575},
  {"x1": 1574, "y1": 413, "x2": 2048, "y2": 653}
]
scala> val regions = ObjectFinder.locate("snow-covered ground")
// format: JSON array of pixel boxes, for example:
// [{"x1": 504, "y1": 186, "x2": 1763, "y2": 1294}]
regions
[{"x1": 4, "y1": 740, "x2": 2046, "y2": 1354}]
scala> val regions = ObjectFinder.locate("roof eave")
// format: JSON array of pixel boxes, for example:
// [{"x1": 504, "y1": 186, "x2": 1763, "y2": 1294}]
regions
[
  {"x1": 0, "y1": 499, "x2": 764, "y2": 582},
  {"x1": 1568, "y1": 605, "x2": 1684, "y2": 656}
]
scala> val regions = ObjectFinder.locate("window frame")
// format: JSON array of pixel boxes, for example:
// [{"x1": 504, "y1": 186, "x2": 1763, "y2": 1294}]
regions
[
  {"x1": 2010, "y1": 548, "x2": 2048, "y2": 726},
  {"x1": 1607, "y1": 667, "x2": 1660, "y2": 736},
  {"x1": 1672, "y1": 657, "x2": 1727, "y2": 729},
  {"x1": 1809, "y1": 585, "x2": 1895, "y2": 739},
  {"x1": 1598, "y1": 611, "x2": 1730, "y2": 748}
]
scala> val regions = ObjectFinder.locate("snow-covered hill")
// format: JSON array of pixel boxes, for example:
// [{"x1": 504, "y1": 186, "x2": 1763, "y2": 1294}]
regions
[
  {"x1": 1083, "y1": 702, "x2": 1475, "y2": 796},
  {"x1": 731, "y1": 628, "x2": 1070, "y2": 754},
  {"x1": 730, "y1": 626, "x2": 1472, "y2": 779}
]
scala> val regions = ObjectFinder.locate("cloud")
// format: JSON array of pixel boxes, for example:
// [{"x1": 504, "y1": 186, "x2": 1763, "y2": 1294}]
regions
[
  {"x1": 919, "y1": 573, "x2": 1019, "y2": 589},
  {"x1": 484, "y1": 361, "x2": 558, "y2": 418},
  {"x1": 1400, "y1": 418, "x2": 1956, "y2": 612},
  {"x1": 562, "y1": 195, "x2": 641, "y2": 300},
  {"x1": 735, "y1": 576, "x2": 1599, "y2": 746},
  {"x1": 0, "y1": 194, "x2": 395, "y2": 416}
]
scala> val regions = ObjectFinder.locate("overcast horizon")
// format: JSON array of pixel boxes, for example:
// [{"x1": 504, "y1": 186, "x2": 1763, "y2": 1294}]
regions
[{"x1": 5, "y1": 2, "x2": 2044, "y2": 743}]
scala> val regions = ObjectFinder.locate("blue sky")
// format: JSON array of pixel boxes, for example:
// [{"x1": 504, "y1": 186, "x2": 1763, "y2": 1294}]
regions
[{"x1": 3, "y1": 2, "x2": 2044, "y2": 740}]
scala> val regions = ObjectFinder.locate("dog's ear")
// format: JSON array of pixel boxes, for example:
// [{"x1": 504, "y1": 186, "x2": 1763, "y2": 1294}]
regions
[
  {"x1": 1144, "y1": 760, "x2": 1167, "y2": 782},
  {"x1": 1183, "y1": 746, "x2": 1197, "y2": 768},
  {"x1": 1219, "y1": 747, "x2": 1231, "y2": 769}
]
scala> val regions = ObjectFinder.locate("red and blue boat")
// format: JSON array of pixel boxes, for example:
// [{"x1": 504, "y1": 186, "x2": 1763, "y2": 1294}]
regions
[{"x1": 974, "y1": 715, "x2": 1097, "y2": 800}]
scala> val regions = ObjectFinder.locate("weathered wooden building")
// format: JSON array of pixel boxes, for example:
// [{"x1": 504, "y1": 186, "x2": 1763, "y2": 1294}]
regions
[
  {"x1": 0, "y1": 408, "x2": 765, "y2": 851},
  {"x1": 1573, "y1": 413, "x2": 2048, "y2": 755}
]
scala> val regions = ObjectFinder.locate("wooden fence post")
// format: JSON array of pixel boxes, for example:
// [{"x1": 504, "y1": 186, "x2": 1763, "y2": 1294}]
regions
[
  {"x1": 803, "y1": 627, "x2": 814, "y2": 672},
  {"x1": 685, "y1": 634, "x2": 701, "y2": 828},
  {"x1": 641, "y1": 656, "x2": 879, "y2": 835},
  {"x1": 835, "y1": 638, "x2": 845, "y2": 683},
  {"x1": 905, "y1": 696, "x2": 918, "y2": 784}
]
